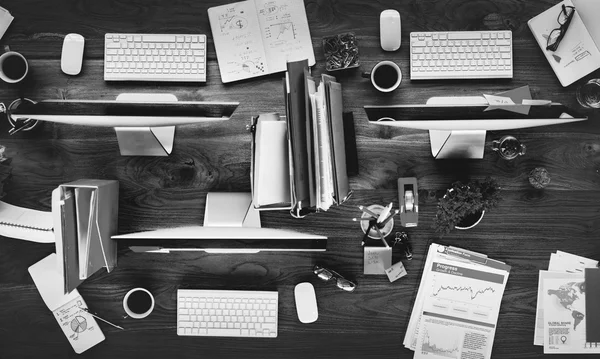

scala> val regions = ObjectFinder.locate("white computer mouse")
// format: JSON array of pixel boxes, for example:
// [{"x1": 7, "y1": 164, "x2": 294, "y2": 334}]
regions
[
  {"x1": 380, "y1": 10, "x2": 401, "y2": 51},
  {"x1": 294, "y1": 282, "x2": 318, "y2": 323},
  {"x1": 61, "y1": 33, "x2": 85, "y2": 75}
]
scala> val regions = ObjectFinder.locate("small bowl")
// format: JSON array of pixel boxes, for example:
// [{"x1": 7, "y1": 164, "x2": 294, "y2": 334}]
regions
[
  {"x1": 360, "y1": 204, "x2": 394, "y2": 240},
  {"x1": 323, "y1": 32, "x2": 360, "y2": 72}
]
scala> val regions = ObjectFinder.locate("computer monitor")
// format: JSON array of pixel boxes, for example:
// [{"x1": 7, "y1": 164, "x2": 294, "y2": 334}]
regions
[
  {"x1": 111, "y1": 193, "x2": 327, "y2": 253},
  {"x1": 364, "y1": 97, "x2": 587, "y2": 159},
  {"x1": 11, "y1": 93, "x2": 239, "y2": 156}
]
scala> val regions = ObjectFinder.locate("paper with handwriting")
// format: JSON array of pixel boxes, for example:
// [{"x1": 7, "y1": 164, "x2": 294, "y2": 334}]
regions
[{"x1": 208, "y1": 0, "x2": 315, "y2": 83}]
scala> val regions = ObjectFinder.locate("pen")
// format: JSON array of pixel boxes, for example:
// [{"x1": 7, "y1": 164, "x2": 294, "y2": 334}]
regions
[
  {"x1": 79, "y1": 307, "x2": 124, "y2": 330},
  {"x1": 358, "y1": 205, "x2": 378, "y2": 218},
  {"x1": 374, "y1": 225, "x2": 390, "y2": 248},
  {"x1": 377, "y1": 202, "x2": 393, "y2": 223},
  {"x1": 377, "y1": 209, "x2": 399, "y2": 228}
]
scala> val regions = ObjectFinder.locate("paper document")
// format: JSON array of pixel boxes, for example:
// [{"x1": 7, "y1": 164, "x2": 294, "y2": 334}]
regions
[
  {"x1": 208, "y1": 0, "x2": 315, "y2": 83},
  {"x1": 404, "y1": 244, "x2": 511, "y2": 359},
  {"x1": 364, "y1": 247, "x2": 392, "y2": 275},
  {"x1": 28, "y1": 254, "x2": 105, "y2": 354},
  {"x1": 0, "y1": 200, "x2": 53, "y2": 243},
  {"x1": 0, "y1": 6, "x2": 13, "y2": 40}
]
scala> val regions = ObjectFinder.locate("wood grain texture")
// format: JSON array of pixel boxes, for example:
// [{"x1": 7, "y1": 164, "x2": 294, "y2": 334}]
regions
[{"x1": 0, "y1": 0, "x2": 599, "y2": 358}]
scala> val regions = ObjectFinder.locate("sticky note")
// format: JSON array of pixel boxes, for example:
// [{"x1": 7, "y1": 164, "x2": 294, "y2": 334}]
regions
[
  {"x1": 364, "y1": 247, "x2": 392, "y2": 275},
  {"x1": 385, "y1": 261, "x2": 407, "y2": 282}
]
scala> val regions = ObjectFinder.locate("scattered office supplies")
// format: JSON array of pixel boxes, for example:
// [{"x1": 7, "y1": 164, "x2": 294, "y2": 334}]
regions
[
  {"x1": 365, "y1": 93, "x2": 587, "y2": 159},
  {"x1": 0, "y1": 48, "x2": 28, "y2": 84},
  {"x1": 0, "y1": 6, "x2": 13, "y2": 40},
  {"x1": 249, "y1": 113, "x2": 291, "y2": 209},
  {"x1": 391, "y1": 232, "x2": 413, "y2": 260},
  {"x1": 323, "y1": 32, "x2": 360, "y2": 71},
  {"x1": 380, "y1": 10, "x2": 401, "y2": 51},
  {"x1": 364, "y1": 246, "x2": 392, "y2": 275},
  {"x1": 52, "y1": 180, "x2": 118, "y2": 294},
  {"x1": 113, "y1": 192, "x2": 327, "y2": 253},
  {"x1": 533, "y1": 250, "x2": 598, "y2": 347},
  {"x1": 177, "y1": 289, "x2": 278, "y2": 337},
  {"x1": 284, "y1": 59, "x2": 352, "y2": 216},
  {"x1": 61, "y1": 33, "x2": 84, "y2": 75},
  {"x1": 491, "y1": 135, "x2": 526, "y2": 160},
  {"x1": 28, "y1": 254, "x2": 105, "y2": 354},
  {"x1": 104, "y1": 34, "x2": 207, "y2": 82},
  {"x1": 208, "y1": 0, "x2": 315, "y2": 83},
  {"x1": 410, "y1": 30, "x2": 513, "y2": 80},
  {"x1": 398, "y1": 177, "x2": 418, "y2": 227},
  {"x1": 78, "y1": 307, "x2": 124, "y2": 330},
  {"x1": 576, "y1": 78, "x2": 600, "y2": 108},
  {"x1": 529, "y1": 0, "x2": 600, "y2": 87},
  {"x1": 313, "y1": 265, "x2": 356, "y2": 292},
  {"x1": 123, "y1": 288, "x2": 154, "y2": 319},
  {"x1": 295, "y1": 282, "x2": 318, "y2": 323},
  {"x1": 404, "y1": 243, "x2": 511, "y2": 359},
  {"x1": 0, "y1": 200, "x2": 53, "y2": 243},
  {"x1": 385, "y1": 261, "x2": 407, "y2": 282},
  {"x1": 362, "y1": 60, "x2": 402, "y2": 92}
]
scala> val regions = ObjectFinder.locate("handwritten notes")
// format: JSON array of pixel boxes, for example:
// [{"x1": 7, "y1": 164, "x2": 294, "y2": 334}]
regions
[
  {"x1": 208, "y1": 0, "x2": 315, "y2": 83},
  {"x1": 385, "y1": 261, "x2": 408, "y2": 282},
  {"x1": 364, "y1": 247, "x2": 392, "y2": 275}
]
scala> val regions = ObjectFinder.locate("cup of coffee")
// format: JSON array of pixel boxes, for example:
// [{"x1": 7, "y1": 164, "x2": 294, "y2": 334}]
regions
[
  {"x1": 123, "y1": 288, "x2": 155, "y2": 319},
  {"x1": 0, "y1": 46, "x2": 28, "y2": 84},
  {"x1": 362, "y1": 61, "x2": 402, "y2": 92}
]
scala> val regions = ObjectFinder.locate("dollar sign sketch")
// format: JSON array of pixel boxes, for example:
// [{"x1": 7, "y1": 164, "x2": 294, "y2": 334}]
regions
[{"x1": 235, "y1": 19, "x2": 244, "y2": 28}]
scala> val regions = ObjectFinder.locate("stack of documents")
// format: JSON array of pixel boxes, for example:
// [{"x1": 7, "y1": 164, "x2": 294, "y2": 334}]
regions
[
  {"x1": 534, "y1": 251, "x2": 600, "y2": 354},
  {"x1": 404, "y1": 243, "x2": 511, "y2": 359},
  {"x1": 284, "y1": 59, "x2": 351, "y2": 217}
]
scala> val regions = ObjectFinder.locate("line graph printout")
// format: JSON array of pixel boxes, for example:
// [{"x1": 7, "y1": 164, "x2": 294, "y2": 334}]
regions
[
  {"x1": 208, "y1": 0, "x2": 315, "y2": 83},
  {"x1": 404, "y1": 244, "x2": 510, "y2": 359}
]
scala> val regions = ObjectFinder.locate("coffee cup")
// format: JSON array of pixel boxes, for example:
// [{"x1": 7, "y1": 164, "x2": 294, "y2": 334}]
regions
[
  {"x1": 0, "y1": 46, "x2": 28, "y2": 84},
  {"x1": 123, "y1": 288, "x2": 155, "y2": 319},
  {"x1": 362, "y1": 61, "x2": 402, "y2": 92}
]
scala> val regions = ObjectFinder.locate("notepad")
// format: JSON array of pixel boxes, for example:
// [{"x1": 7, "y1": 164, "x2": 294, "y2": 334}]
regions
[
  {"x1": 208, "y1": 0, "x2": 315, "y2": 83},
  {"x1": 364, "y1": 247, "x2": 392, "y2": 275}
]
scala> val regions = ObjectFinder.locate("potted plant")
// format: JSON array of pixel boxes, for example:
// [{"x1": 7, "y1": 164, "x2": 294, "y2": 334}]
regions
[{"x1": 432, "y1": 177, "x2": 501, "y2": 237}]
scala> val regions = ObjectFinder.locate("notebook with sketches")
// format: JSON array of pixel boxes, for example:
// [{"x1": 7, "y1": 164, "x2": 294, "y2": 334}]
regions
[
  {"x1": 0, "y1": 201, "x2": 53, "y2": 243},
  {"x1": 528, "y1": 0, "x2": 600, "y2": 87},
  {"x1": 28, "y1": 254, "x2": 105, "y2": 354},
  {"x1": 208, "y1": 0, "x2": 315, "y2": 83}
]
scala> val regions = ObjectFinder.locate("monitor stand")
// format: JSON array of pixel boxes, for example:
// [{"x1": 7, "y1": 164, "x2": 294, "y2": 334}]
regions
[
  {"x1": 114, "y1": 93, "x2": 177, "y2": 156},
  {"x1": 426, "y1": 96, "x2": 488, "y2": 159}
]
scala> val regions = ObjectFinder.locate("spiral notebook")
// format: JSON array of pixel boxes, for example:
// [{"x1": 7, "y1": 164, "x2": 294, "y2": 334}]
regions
[{"x1": 0, "y1": 201, "x2": 53, "y2": 243}]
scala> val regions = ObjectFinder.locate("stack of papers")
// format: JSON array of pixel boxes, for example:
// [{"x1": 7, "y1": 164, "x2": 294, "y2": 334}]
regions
[
  {"x1": 404, "y1": 243, "x2": 511, "y2": 359},
  {"x1": 534, "y1": 251, "x2": 600, "y2": 354}
]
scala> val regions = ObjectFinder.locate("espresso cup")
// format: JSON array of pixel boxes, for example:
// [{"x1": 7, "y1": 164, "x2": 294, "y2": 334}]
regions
[
  {"x1": 0, "y1": 46, "x2": 28, "y2": 84},
  {"x1": 362, "y1": 61, "x2": 402, "y2": 92},
  {"x1": 123, "y1": 288, "x2": 155, "y2": 319}
]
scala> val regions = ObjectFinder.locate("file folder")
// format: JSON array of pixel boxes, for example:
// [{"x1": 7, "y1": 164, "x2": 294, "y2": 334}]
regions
[{"x1": 52, "y1": 179, "x2": 119, "y2": 294}]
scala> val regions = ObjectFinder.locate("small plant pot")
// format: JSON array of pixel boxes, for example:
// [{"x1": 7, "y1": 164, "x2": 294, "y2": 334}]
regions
[{"x1": 455, "y1": 210, "x2": 485, "y2": 230}]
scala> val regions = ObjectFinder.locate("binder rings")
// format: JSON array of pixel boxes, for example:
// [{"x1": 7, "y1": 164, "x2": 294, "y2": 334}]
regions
[
  {"x1": 52, "y1": 179, "x2": 119, "y2": 294},
  {"x1": 249, "y1": 59, "x2": 352, "y2": 216}
]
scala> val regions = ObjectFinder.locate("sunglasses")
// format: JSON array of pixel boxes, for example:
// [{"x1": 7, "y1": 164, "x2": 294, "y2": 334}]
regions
[
  {"x1": 546, "y1": 5, "x2": 575, "y2": 52},
  {"x1": 313, "y1": 265, "x2": 357, "y2": 292}
]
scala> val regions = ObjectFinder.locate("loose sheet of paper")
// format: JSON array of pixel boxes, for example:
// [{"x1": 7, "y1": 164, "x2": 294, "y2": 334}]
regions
[
  {"x1": 385, "y1": 261, "x2": 407, "y2": 282},
  {"x1": 364, "y1": 247, "x2": 392, "y2": 275}
]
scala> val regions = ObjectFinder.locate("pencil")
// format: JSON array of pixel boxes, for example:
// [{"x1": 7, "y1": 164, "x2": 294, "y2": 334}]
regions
[
  {"x1": 79, "y1": 307, "x2": 124, "y2": 330},
  {"x1": 378, "y1": 209, "x2": 399, "y2": 227},
  {"x1": 358, "y1": 205, "x2": 378, "y2": 218},
  {"x1": 374, "y1": 226, "x2": 390, "y2": 248}
]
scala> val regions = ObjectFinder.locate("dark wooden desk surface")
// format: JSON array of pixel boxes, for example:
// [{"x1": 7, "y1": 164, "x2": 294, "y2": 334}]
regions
[{"x1": 1, "y1": 0, "x2": 599, "y2": 358}]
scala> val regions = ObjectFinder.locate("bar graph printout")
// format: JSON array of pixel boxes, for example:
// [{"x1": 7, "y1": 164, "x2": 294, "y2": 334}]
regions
[{"x1": 404, "y1": 244, "x2": 511, "y2": 359}]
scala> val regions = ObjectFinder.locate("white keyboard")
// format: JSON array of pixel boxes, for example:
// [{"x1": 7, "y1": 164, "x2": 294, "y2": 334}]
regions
[
  {"x1": 104, "y1": 33, "x2": 206, "y2": 82},
  {"x1": 410, "y1": 31, "x2": 512, "y2": 80},
  {"x1": 177, "y1": 289, "x2": 278, "y2": 338}
]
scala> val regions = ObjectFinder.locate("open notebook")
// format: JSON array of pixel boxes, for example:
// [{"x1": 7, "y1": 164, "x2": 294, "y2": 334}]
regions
[{"x1": 528, "y1": 0, "x2": 600, "y2": 86}]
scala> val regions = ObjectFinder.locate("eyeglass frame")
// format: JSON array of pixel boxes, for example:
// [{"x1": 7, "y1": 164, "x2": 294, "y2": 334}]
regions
[
  {"x1": 313, "y1": 265, "x2": 357, "y2": 292},
  {"x1": 545, "y1": 5, "x2": 575, "y2": 52}
]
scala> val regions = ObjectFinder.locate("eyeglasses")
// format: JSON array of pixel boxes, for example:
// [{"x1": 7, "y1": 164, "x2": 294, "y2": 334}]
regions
[
  {"x1": 546, "y1": 5, "x2": 575, "y2": 52},
  {"x1": 313, "y1": 265, "x2": 357, "y2": 292}
]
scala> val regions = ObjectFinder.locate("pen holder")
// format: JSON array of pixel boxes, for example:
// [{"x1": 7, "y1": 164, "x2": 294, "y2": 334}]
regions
[{"x1": 360, "y1": 204, "x2": 394, "y2": 240}]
